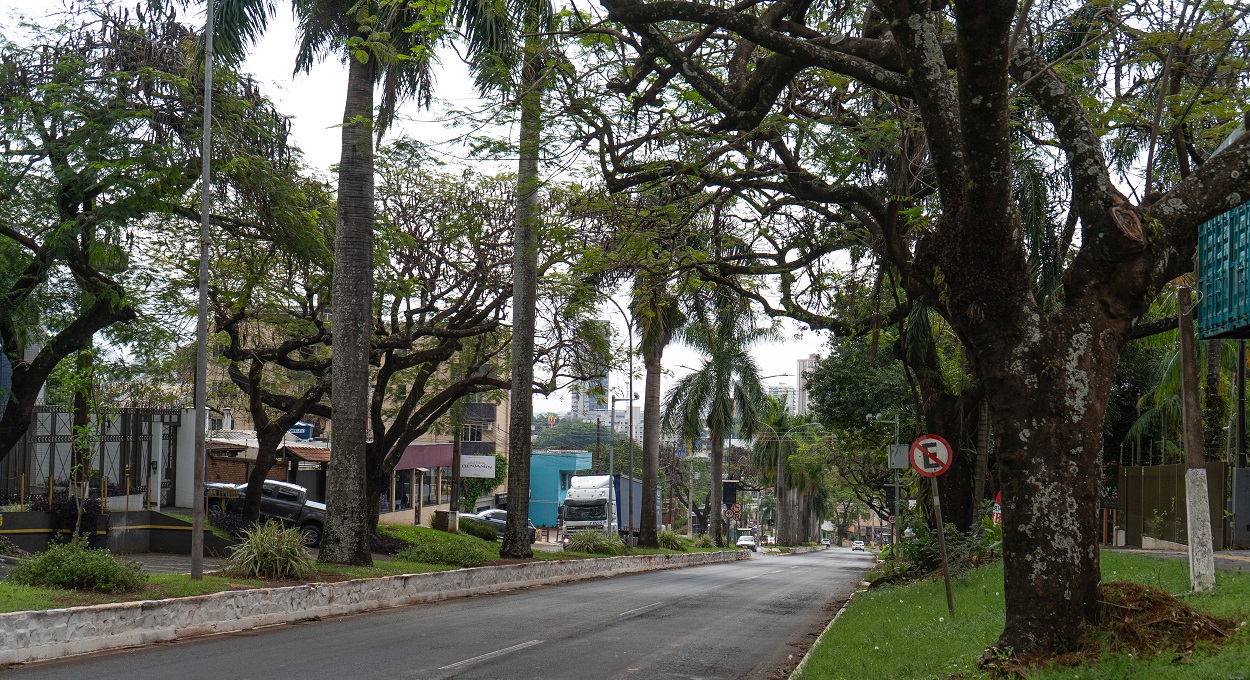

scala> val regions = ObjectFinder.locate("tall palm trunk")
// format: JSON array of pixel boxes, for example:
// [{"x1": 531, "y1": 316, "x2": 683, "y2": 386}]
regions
[
  {"x1": 710, "y1": 426, "x2": 724, "y2": 545},
  {"x1": 500, "y1": 18, "x2": 543, "y2": 559},
  {"x1": 320, "y1": 45, "x2": 375, "y2": 566},
  {"x1": 639, "y1": 337, "x2": 664, "y2": 547},
  {"x1": 774, "y1": 445, "x2": 788, "y2": 545}
]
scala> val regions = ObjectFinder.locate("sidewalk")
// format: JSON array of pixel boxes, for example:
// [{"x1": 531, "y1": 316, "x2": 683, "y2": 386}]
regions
[{"x1": 1106, "y1": 547, "x2": 1250, "y2": 573}]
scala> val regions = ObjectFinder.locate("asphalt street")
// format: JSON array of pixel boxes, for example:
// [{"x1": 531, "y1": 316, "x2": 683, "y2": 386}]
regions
[{"x1": 5, "y1": 548, "x2": 874, "y2": 680}]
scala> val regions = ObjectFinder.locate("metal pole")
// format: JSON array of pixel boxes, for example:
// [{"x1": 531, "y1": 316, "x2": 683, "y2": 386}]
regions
[
  {"x1": 931, "y1": 476, "x2": 955, "y2": 619},
  {"x1": 609, "y1": 397, "x2": 616, "y2": 478},
  {"x1": 191, "y1": 0, "x2": 215, "y2": 580},
  {"x1": 1238, "y1": 340, "x2": 1246, "y2": 468}
]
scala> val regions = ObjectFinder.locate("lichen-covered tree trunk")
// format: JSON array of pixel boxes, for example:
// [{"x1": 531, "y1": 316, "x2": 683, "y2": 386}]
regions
[
  {"x1": 319, "y1": 44, "x2": 375, "y2": 567},
  {"x1": 243, "y1": 428, "x2": 286, "y2": 522}
]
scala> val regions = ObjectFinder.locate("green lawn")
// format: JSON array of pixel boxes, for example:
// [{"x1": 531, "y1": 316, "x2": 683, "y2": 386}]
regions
[
  {"x1": 0, "y1": 526, "x2": 739, "y2": 614},
  {"x1": 796, "y1": 552, "x2": 1250, "y2": 680}
]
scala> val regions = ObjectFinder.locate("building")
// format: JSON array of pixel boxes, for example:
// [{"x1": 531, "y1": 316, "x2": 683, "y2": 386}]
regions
[
  {"x1": 529, "y1": 450, "x2": 593, "y2": 528},
  {"x1": 767, "y1": 384, "x2": 797, "y2": 413},
  {"x1": 568, "y1": 377, "x2": 609, "y2": 422},
  {"x1": 795, "y1": 354, "x2": 819, "y2": 415}
]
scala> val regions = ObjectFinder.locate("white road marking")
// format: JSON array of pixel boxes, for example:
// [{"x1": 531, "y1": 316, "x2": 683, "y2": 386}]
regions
[
  {"x1": 438, "y1": 640, "x2": 544, "y2": 670},
  {"x1": 619, "y1": 601, "x2": 664, "y2": 617}
]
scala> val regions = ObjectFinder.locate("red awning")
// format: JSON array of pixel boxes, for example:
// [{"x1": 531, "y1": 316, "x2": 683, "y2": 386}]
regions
[
  {"x1": 284, "y1": 444, "x2": 331, "y2": 463},
  {"x1": 395, "y1": 442, "x2": 453, "y2": 470}
]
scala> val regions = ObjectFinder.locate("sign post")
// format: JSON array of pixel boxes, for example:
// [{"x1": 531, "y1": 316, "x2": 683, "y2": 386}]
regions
[{"x1": 910, "y1": 434, "x2": 956, "y2": 620}]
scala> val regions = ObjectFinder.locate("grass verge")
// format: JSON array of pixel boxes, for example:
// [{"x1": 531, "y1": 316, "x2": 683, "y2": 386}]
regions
[
  {"x1": 795, "y1": 551, "x2": 1250, "y2": 680},
  {"x1": 0, "y1": 526, "x2": 741, "y2": 614}
]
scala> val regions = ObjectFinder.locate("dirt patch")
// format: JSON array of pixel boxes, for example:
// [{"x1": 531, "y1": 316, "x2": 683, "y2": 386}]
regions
[{"x1": 994, "y1": 581, "x2": 1240, "y2": 675}]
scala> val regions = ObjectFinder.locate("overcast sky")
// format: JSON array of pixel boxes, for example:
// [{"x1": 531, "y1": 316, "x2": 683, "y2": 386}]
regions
[{"x1": 1, "y1": 0, "x2": 830, "y2": 414}]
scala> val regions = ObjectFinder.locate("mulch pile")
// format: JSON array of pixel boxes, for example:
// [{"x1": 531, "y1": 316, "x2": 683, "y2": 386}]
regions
[{"x1": 992, "y1": 581, "x2": 1240, "y2": 676}]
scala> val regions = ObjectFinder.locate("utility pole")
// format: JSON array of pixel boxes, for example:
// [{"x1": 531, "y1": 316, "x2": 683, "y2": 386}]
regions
[
  {"x1": 1179, "y1": 287, "x2": 1215, "y2": 591},
  {"x1": 191, "y1": 0, "x2": 215, "y2": 581}
]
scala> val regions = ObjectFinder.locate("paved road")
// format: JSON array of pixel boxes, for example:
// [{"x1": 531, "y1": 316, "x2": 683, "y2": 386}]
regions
[
  {"x1": 6, "y1": 548, "x2": 873, "y2": 680},
  {"x1": 1108, "y1": 547, "x2": 1250, "y2": 573}
]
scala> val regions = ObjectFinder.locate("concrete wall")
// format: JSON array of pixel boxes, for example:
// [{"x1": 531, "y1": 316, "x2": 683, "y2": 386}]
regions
[
  {"x1": 530, "y1": 451, "x2": 592, "y2": 527},
  {"x1": 0, "y1": 550, "x2": 747, "y2": 665}
]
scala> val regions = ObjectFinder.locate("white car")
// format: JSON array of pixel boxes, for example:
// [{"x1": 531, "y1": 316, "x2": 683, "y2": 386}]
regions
[
  {"x1": 736, "y1": 535, "x2": 757, "y2": 551},
  {"x1": 820, "y1": 538, "x2": 831, "y2": 546},
  {"x1": 851, "y1": 540, "x2": 866, "y2": 551}
]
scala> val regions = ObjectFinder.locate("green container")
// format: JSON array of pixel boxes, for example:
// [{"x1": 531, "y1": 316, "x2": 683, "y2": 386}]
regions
[{"x1": 1197, "y1": 200, "x2": 1250, "y2": 339}]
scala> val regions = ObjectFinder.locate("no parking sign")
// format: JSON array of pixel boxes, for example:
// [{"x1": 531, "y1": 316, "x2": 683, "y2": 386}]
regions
[{"x1": 909, "y1": 434, "x2": 953, "y2": 477}]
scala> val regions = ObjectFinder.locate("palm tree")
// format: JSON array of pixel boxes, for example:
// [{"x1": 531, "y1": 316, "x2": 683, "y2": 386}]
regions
[
  {"x1": 662, "y1": 299, "x2": 773, "y2": 545},
  {"x1": 632, "y1": 281, "x2": 685, "y2": 548},
  {"x1": 205, "y1": 0, "x2": 515, "y2": 565},
  {"x1": 751, "y1": 398, "x2": 821, "y2": 546}
]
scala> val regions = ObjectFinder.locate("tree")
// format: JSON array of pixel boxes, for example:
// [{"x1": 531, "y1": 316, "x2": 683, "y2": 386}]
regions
[
  {"x1": 208, "y1": 0, "x2": 522, "y2": 565},
  {"x1": 662, "y1": 297, "x2": 772, "y2": 545},
  {"x1": 0, "y1": 6, "x2": 299, "y2": 463},
  {"x1": 633, "y1": 277, "x2": 686, "y2": 547},
  {"x1": 597, "y1": 0, "x2": 1250, "y2": 655}
]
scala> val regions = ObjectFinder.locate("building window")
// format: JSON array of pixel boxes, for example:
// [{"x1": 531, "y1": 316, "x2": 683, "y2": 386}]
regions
[
  {"x1": 463, "y1": 424, "x2": 483, "y2": 442},
  {"x1": 439, "y1": 466, "x2": 453, "y2": 500},
  {"x1": 208, "y1": 417, "x2": 223, "y2": 431},
  {"x1": 422, "y1": 473, "x2": 436, "y2": 505}
]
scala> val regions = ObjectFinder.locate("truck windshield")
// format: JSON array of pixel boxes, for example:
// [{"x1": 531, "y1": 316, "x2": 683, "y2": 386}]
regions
[{"x1": 565, "y1": 502, "x2": 607, "y2": 522}]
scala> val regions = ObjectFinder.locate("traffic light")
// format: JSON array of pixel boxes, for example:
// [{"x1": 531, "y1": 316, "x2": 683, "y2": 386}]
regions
[{"x1": 723, "y1": 480, "x2": 738, "y2": 505}]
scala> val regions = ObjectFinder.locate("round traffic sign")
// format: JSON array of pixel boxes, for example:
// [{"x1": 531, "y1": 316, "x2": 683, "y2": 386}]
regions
[{"x1": 909, "y1": 434, "x2": 953, "y2": 477}]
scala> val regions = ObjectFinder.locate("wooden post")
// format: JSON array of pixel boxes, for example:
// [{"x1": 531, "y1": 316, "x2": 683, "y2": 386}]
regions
[{"x1": 931, "y1": 476, "x2": 956, "y2": 619}]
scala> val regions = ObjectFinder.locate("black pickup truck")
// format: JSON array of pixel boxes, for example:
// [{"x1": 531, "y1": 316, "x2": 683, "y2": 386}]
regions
[{"x1": 205, "y1": 480, "x2": 326, "y2": 547}]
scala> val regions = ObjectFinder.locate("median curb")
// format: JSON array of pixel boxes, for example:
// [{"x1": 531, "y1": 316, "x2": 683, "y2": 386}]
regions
[
  {"x1": 788, "y1": 586, "x2": 860, "y2": 679},
  {"x1": 0, "y1": 549, "x2": 748, "y2": 665}
]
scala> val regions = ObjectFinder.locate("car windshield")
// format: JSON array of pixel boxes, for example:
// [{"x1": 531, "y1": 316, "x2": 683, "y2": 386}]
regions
[{"x1": 565, "y1": 502, "x2": 606, "y2": 521}]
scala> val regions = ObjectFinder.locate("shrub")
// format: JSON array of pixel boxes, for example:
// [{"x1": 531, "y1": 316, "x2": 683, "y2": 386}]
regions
[
  {"x1": 0, "y1": 536, "x2": 28, "y2": 557},
  {"x1": 208, "y1": 509, "x2": 252, "y2": 538},
  {"x1": 458, "y1": 518, "x2": 499, "y2": 542},
  {"x1": 222, "y1": 521, "x2": 315, "y2": 579},
  {"x1": 397, "y1": 532, "x2": 495, "y2": 568},
  {"x1": 565, "y1": 530, "x2": 628, "y2": 555},
  {"x1": 370, "y1": 532, "x2": 410, "y2": 555},
  {"x1": 7, "y1": 543, "x2": 147, "y2": 592},
  {"x1": 692, "y1": 533, "x2": 715, "y2": 549},
  {"x1": 28, "y1": 492, "x2": 109, "y2": 546},
  {"x1": 656, "y1": 529, "x2": 687, "y2": 551}
]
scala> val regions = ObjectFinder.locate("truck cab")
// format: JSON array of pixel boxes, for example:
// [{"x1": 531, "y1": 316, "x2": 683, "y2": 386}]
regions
[{"x1": 562, "y1": 475, "x2": 618, "y2": 536}]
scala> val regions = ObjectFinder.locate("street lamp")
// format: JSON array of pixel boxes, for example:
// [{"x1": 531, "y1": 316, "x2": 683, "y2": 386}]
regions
[
  {"x1": 867, "y1": 412, "x2": 902, "y2": 548},
  {"x1": 609, "y1": 392, "x2": 637, "y2": 538},
  {"x1": 606, "y1": 296, "x2": 639, "y2": 539}
]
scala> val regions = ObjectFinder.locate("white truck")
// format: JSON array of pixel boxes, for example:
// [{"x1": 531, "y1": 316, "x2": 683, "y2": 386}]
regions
[{"x1": 562, "y1": 474, "x2": 658, "y2": 539}]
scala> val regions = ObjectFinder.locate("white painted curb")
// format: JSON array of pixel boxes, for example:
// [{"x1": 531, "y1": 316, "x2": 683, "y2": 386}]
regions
[
  {"x1": 788, "y1": 587, "x2": 860, "y2": 679},
  {"x1": 0, "y1": 550, "x2": 748, "y2": 665}
]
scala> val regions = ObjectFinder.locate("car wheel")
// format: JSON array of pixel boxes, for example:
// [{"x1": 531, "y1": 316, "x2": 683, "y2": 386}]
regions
[{"x1": 300, "y1": 523, "x2": 323, "y2": 548}]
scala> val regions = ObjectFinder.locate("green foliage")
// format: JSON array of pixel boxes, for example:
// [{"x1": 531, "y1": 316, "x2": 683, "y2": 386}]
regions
[
  {"x1": 565, "y1": 530, "x2": 629, "y2": 555},
  {"x1": 533, "y1": 421, "x2": 603, "y2": 449},
  {"x1": 806, "y1": 339, "x2": 912, "y2": 432},
  {"x1": 656, "y1": 529, "x2": 687, "y2": 551},
  {"x1": 459, "y1": 454, "x2": 507, "y2": 512},
  {"x1": 692, "y1": 533, "x2": 716, "y2": 549},
  {"x1": 222, "y1": 521, "x2": 316, "y2": 580},
  {"x1": 458, "y1": 517, "x2": 500, "y2": 542},
  {"x1": 397, "y1": 530, "x2": 497, "y2": 568},
  {"x1": 8, "y1": 543, "x2": 146, "y2": 593}
]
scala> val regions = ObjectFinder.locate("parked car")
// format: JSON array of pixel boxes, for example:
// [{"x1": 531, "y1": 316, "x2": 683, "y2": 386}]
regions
[
  {"x1": 851, "y1": 540, "x2": 866, "y2": 551},
  {"x1": 735, "y1": 535, "x2": 757, "y2": 552},
  {"x1": 466, "y1": 509, "x2": 537, "y2": 544},
  {"x1": 820, "y1": 538, "x2": 831, "y2": 546},
  {"x1": 204, "y1": 480, "x2": 326, "y2": 547}
]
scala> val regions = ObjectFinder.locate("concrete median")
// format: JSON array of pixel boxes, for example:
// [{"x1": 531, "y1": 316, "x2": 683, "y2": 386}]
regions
[{"x1": 0, "y1": 549, "x2": 747, "y2": 665}]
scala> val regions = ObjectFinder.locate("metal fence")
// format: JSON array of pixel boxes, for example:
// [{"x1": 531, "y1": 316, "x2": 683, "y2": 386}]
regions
[
  {"x1": 0, "y1": 406, "x2": 182, "y2": 506},
  {"x1": 1117, "y1": 463, "x2": 1229, "y2": 550}
]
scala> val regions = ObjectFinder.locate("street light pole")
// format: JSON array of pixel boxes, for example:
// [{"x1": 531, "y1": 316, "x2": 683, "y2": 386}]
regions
[{"x1": 607, "y1": 297, "x2": 636, "y2": 540}]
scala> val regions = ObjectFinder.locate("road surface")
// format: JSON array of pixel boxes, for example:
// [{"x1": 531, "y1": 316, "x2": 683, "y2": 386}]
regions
[{"x1": 6, "y1": 548, "x2": 874, "y2": 679}]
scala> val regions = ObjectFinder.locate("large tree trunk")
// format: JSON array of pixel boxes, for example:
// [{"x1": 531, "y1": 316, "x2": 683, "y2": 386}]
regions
[
  {"x1": 638, "y1": 343, "x2": 663, "y2": 547},
  {"x1": 988, "y1": 318, "x2": 1119, "y2": 653},
  {"x1": 709, "y1": 427, "x2": 724, "y2": 545},
  {"x1": 242, "y1": 427, "x2": 285, "y2": 522},
  {"x1": 500, "y1": 20, "x2": 544, "y2": 559},
  {"x1": 319, "y1": 44, "x2": 375, "y2": 567}
]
